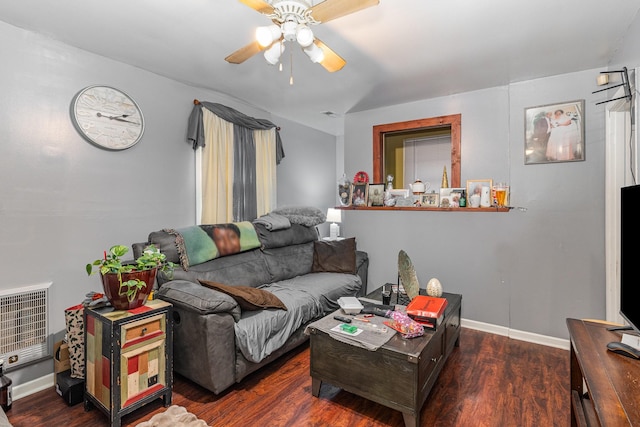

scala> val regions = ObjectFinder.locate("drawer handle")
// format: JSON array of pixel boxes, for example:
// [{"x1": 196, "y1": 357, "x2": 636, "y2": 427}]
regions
[
  {"x1": 431, "y1": 357, "x2": 437, "y2": 363},
  {"x1": 140, "y1": 327, "x2": 147, "y2": 336}
]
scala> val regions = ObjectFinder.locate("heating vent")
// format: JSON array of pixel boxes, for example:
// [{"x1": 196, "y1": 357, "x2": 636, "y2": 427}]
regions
[{"x1": 0, "y1": 283, "x2": 51, "y2": 370}]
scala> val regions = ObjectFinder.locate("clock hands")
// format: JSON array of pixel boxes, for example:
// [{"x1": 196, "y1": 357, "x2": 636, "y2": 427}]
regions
[{"x1": 96, "y1": 112, "x2": 139, "y2": 125}]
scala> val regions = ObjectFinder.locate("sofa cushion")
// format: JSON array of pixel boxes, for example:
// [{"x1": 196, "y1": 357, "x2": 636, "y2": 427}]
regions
[
  {"x1": 253, "y1": 223, "x2": 318, "y2": 249},
  {"x1": 147, "y1": 230, "x2": 182, "y2": 264},
  {"x1": 199, "y1": 280, "x2": 287, "y2": 311},
  {"x1": 272, "y1": 206, "x2": 326, "y2": 227},
  {"x1": 262, "y1": 242, "x2": 314, "y2": 283},
  {"x1": 311, "y1": 238, "x2": 357, "y2": 274},
  {"x1": 157, "y1": 280, "x2": 242, "y2": 321},
  {"x1": 166, "y1": 249, "x2": 271, "y2": 288}
]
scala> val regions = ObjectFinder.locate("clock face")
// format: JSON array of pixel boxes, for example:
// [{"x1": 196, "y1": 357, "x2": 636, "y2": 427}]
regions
[{"x1": 71, "y1": 85, "x2": 145, "y2": 150}]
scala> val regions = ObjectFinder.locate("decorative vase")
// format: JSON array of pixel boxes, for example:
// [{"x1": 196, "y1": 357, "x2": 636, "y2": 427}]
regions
[
  {"x1": 101, "y1": 268, "x2": 157, "y2": 310},
  {"x1": 426, "y1": 278, "x2": 443, "y2": 297},
  {"x1": 338, "y1": 173, "x2": 351, "y2": 206}
]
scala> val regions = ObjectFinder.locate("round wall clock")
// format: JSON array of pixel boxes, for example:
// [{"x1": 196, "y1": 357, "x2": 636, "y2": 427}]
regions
[{"x1": 71, "y1": 85, "x2": 145, "y2": 150}]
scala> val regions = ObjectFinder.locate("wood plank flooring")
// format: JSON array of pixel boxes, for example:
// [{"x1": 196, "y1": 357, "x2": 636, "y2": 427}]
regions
[{"x1": 6, "y1": 327, "x2": 570, "y2": 426}]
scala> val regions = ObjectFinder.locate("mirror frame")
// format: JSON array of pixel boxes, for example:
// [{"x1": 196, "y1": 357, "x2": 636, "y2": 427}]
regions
[{"x1": 373, "y1": 114, "x2": 461, "y2": 188}]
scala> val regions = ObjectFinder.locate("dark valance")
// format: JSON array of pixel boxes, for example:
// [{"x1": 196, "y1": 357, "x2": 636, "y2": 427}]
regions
[{"x1": 186, "y1": 101, "x2": 285, "y2": 164}]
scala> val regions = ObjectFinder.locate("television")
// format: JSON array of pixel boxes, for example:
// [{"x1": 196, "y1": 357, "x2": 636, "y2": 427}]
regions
[{"x1": 620, "y1": 184, "x2": 640, "y2": 334}]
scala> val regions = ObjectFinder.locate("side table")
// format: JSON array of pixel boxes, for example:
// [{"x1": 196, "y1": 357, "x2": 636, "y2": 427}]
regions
[{"x1": 84, "y1": 299, "x2": 173, "y2": 427}]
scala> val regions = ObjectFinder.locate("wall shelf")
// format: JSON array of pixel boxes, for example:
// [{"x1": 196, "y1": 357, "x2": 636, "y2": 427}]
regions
[{"x1": 336, "y1": 206, "x2": 510, "y2": 212}]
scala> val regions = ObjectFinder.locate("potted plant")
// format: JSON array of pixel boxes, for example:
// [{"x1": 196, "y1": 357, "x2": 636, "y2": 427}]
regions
[{"x1": 86, "y1": 244, "x2": 174, "y2": 310}]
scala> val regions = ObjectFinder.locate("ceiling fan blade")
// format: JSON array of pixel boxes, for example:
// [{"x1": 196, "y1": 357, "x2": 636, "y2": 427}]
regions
[
  {"x1": 310, "y1": 0, "x2": 379, "y2": 23},
  {"x1": 314, "y1": 39, "x2": 346, "y2": 72},
  {"x1": 238, "y1": 0, "x2": 274, "y2": 14},
  {"x1": 225, "y1": 41, "x2": 265, "y2": 64}
]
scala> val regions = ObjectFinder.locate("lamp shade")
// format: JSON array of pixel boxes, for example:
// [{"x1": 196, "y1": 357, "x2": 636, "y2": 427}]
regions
[{"x1": 326, "y1": 208, "x2": 341, "y2": 223}]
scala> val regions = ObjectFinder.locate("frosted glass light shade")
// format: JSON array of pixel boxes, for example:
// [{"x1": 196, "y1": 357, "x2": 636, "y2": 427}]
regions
[
  {"x1": 256, "y1": 25, "x2": 281, "y2": 47},
  {"x1": 264, "y1": 42, "x2": 284, "y2": 65},
  {"x1": 296, "y1": 24, "x2": 314, "y2": 47},
  {"x1": 303, "y1": 43, "x2": 324, "y2": 63}
]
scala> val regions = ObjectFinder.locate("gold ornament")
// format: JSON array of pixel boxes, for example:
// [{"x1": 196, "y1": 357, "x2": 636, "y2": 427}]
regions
[{"x1": 441, "y1": 166, "x2": 449, "y2": 188}]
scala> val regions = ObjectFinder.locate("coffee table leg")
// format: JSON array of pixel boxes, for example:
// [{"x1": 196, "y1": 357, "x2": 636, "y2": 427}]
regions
[
  {"x1": 402, "y1": 412, "x2": 418, "y2": 427},
  {"x1": 311, "y1": 377, "x2": 322, "y2": 397}
]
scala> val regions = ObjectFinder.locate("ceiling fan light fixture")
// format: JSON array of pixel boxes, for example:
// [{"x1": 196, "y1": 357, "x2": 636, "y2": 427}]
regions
[
  {"x1": 303, "y1": 43, "x2": 324, "y2": 63},
  {"x1": 256, "y1": 24, "x2": 282, "y2": 47},
  {"x1": 295, "y1": 24, "x2": 314, "y2": 47},
  {"x1": 282, "y1": 19, "x2": 298, "y2": 42},
  {"x1": 264, "y1": 41, "x2": 285, "y2": 65}
]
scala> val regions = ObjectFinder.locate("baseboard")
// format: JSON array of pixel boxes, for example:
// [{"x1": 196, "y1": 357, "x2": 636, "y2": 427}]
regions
[
  {"x1": 462, "y1": 318, "x2": 570, "y2": 350},
  {"x1": 13, "y1": 373, "x2": 54, "y2": 400},
  {"x1": 12, "y1": 319, "x2": 570, "y2": 401}
]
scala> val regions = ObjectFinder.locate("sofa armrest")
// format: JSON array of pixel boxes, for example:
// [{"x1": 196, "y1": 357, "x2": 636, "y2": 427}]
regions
[
  {"x1": 355, "y1": 250, "x2": 369, "y2": 297},
  {"x1": 157, "y1": 280, "x2": 241, "y2": 322}
]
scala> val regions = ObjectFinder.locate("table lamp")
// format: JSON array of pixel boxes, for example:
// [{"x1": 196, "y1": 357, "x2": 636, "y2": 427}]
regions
[{"x1": 326, "y1": 208, "x2": 342, "y2": 240}]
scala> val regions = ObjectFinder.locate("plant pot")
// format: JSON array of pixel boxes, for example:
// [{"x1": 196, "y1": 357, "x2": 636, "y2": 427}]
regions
[{"x1": 100, "y1": 269, "x2": 157, "y2": 310}]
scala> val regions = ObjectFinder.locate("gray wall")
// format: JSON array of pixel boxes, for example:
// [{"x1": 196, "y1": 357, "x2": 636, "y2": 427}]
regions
[
  {"x1": 273, "y1": 115, "x2": 337, "y2": 238},
  {"x1": 343, "y1": 72, "x2": 606, "y2": 340},
  {"x1": 0, "y1": 21, "x2": 332, "y2": 387}
]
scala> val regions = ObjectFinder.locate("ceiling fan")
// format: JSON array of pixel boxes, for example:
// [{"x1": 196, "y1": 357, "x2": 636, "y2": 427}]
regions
[{"x1": 225, "y1": 0, "x2": 379, "y2": 72}]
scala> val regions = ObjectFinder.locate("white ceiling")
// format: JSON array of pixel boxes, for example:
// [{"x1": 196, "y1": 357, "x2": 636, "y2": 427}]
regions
[{"x1": 1, "y1": 0, "x2": 638, "y2": 135}]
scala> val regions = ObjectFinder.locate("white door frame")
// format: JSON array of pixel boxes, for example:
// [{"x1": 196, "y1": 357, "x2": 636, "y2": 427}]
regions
[{"x1": 605, "y1": 70, "x2": 637, "y2": 323}]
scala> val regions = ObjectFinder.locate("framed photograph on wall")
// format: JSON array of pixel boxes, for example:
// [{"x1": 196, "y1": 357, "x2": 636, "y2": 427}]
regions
[
  {"x1": 351, "y1": 183, "x2": 369, "y2": 207},
  {"x1": 368, "y1": 183, "x2": 385, "y2": 206},
  {"x1": 524, "y1": 99, "x2": 585, "y2": 165}
]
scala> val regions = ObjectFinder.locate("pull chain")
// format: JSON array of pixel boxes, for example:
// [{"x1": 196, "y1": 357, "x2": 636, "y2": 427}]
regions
[{"x1": 289, "y1": 48, "x2": 294, "y2": 85}]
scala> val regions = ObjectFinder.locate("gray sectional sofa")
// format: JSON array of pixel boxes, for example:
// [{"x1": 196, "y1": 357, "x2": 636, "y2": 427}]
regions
[{"x1": 133, "y1": 222, "x2": 368, "y2": 394}]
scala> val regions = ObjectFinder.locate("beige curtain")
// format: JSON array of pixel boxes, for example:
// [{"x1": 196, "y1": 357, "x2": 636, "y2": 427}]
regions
[
  {"x1": 255, "y1": 129, "x2": 277, "y2": 217},
  {"x1": 201, "y1": 108, "x2": 234, "y2": 223}
]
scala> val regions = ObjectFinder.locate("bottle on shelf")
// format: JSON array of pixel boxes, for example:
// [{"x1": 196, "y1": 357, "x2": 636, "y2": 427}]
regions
[
  {"x1": 459, "y1": 190, "x2": 466, "y2": 207},
  {"x1": 0, "y1": 359, "x2": 12, "y2": 412}
]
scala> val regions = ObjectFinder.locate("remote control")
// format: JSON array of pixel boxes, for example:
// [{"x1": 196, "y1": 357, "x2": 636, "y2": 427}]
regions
[{"x1": 334, "y1": 315, "x2": 352, "y2": 323}]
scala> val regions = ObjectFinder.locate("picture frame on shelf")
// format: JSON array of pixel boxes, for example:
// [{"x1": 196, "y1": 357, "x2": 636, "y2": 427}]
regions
[
  {"x1": 351, "y1": 183, "x2": 369, "y2": 207},
  {"x1": 524, "y1": 99, "x2": 585, "y2": 165},
  {"x1": 439, "y1": 195, "x2": 455, "y2": 208},
  {"x1": 388, "y1": 189, "x2": 410, "y2": 198},
  {"x1": 466, "y1": 179, "x2": 493, "y2": 207},
  {"x1": 449, "y1": 187, "x2": 465, "y2": 207},
  {"x1": 421, "y1": 193, "x2": 439, "y2": 207},
  {"x1": 368, "y1": 183, "x2": 385, "y2": 206}
]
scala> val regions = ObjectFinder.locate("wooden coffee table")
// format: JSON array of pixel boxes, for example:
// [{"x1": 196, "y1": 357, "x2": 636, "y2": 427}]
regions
[{"x1": 309, "y1": 290, "x2": 461, "y2": 427}]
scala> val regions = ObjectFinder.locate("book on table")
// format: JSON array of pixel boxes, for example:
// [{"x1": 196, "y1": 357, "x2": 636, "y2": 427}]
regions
[{"x1": 406, "y1": 295, "x2": 448, "y2": 330}]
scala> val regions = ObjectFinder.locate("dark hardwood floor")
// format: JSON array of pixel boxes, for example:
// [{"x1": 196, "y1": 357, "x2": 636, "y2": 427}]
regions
[{"x1": 6, "y1": 328, "x2": 570, "y2": 426}]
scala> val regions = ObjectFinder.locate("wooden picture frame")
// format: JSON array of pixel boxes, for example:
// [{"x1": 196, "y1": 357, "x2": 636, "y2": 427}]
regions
[
  {"x1": 449, "y1": 187, "x2": 465, "y2": 207},
  {"x1": 368, "y1": 183, "x2": 385, "y2": 206},
  {"x1": 351, "y1": 183, "x2": 369, "y2": 207},
  {"x1": 466, "y1": 179, "x2": 493, "y2": 207},
  {"x1": 524, "y1": 99, "x2": 585, "y2": 164},
  {"x1": 421, "y1": 193, "x2": 439, "y2": 207}
]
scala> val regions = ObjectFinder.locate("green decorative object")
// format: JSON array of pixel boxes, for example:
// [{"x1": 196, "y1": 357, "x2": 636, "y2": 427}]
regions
[{"x1": 398, "y1": 250, "x2": 420, "y2": 300}]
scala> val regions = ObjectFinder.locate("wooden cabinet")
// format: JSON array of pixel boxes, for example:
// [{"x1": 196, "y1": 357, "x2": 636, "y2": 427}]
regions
[
  {"x1": 84, "y1": 299, "x2": 173, "y2": 427},
  {"x1": 567, "y1": 318, "x2": 640, "y2": 426}
]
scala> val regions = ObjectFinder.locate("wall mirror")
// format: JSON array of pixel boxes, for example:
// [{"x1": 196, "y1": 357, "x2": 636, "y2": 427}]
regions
[{"x1": 373, "y1": 114, "x2": 461, "y2": 190}]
